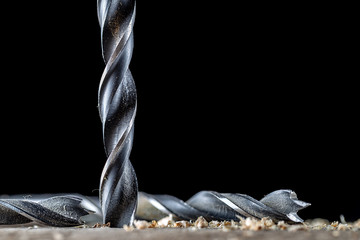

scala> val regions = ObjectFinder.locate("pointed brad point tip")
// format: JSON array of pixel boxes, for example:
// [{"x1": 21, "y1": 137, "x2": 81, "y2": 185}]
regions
[
  {"x1": 295, "y1": 200, "x2": 311, "y2": 208},
  {"x1": 287, "y1": 212, "x2": 304, "y2": 223},
  {"x1": 292, "y1": 196, "x2": 311, "y2": 208}
]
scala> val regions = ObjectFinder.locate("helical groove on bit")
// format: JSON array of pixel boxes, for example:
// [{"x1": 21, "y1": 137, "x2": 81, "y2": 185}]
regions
[{"x1": 97, "y1": 0, "x2": 138, "y2": 228}]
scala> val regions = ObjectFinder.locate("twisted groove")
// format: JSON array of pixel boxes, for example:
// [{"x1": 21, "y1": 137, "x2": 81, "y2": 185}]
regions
[
  {"x1": 136, "y1": 190, "x2": 311, "y2": 223},
  {"x1": 97, "y1": 0, "x2": 138, "y2": 228}
]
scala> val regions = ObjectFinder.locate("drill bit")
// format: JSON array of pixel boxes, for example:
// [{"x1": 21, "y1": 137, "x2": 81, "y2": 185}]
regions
[
  {"x1": 0, "y1": 195, "x2": 92, "y2": 227},
  {"x1": 97, "y1": 0, "x2": 138, "y2": 228},
  {"x1": 136, "y1": 190, "x2": 311, "y2": 223}
]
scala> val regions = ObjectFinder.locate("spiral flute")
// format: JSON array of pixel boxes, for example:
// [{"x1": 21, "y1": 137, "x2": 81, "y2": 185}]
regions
[{"x1": 97, "y1": 0, "x2": 138, "y2": 228}]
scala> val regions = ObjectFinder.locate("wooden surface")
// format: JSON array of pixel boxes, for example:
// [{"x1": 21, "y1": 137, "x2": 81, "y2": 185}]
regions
[{"x1": 0, "y1": 227, "x2": 359, "y2": 240}]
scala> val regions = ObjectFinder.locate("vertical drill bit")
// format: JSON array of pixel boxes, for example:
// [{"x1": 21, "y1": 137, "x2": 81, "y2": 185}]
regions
[{"x1": 97, "y1": 0, "x2": 138, "y2": 228}]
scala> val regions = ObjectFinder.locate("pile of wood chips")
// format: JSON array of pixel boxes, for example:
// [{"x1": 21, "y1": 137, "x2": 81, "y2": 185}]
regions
[{"x1": 123, "y1": 215, "x2": 360, "y2": 232}]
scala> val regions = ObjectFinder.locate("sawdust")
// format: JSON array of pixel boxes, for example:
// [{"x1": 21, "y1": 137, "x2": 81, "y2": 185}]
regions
[{"x1": 123, "y1": 215, "x2": 360, "y2": 232}]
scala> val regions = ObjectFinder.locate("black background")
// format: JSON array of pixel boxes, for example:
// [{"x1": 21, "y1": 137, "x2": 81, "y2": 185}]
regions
[{"x1": 0, "y1": 2, "x2": 358, "y2": 222}]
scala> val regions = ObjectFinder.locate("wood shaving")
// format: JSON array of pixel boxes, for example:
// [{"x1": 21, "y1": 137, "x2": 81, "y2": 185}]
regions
[
  {"x1": 173, "y1": 220, "x2": 192, "y2": 228},
  {"x1": 133, "y1": 220, "x2": 152, "y2": 229},
  {"x1": 194, "y1": 216, "x2": 208, "y2": 229},
  {"x1": 156, "y1": 214, "x2": 175, "y2": 227},
  {"x1": 92, "y1": 222, "x2": 111, "y2": 228}
]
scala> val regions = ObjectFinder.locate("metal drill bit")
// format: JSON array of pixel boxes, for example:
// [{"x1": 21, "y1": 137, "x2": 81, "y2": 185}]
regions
[
  {"x1": 0, "y1": 195, "x2": 93, "y2": 227},
  {"x1": 136, "y1": 190, "x2": 311, "y2": 223},
  {"x1": 97, "y1": 0, "x2": 138, "y2": 228}
]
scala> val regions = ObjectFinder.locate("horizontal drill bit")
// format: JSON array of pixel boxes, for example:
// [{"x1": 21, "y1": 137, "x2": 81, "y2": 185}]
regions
[
  {"x1": 0, "y1": 195, "x2": 93, "y2": 227},
  {"x1": 136, "y1": 190, "x2": 310, "y2": 223}
]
